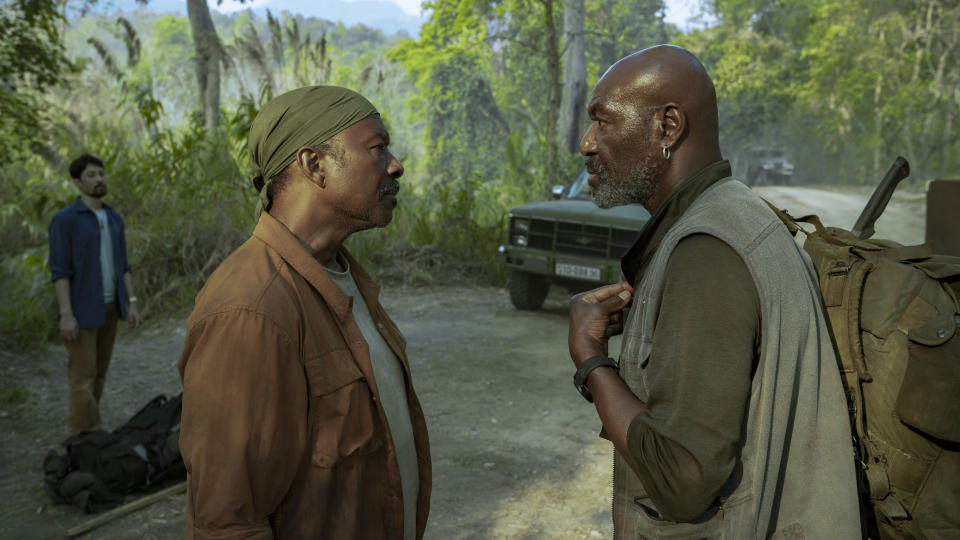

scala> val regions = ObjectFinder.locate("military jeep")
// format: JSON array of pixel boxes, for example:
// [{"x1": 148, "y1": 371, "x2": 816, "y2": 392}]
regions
[
  {"x1": 745, "y1": 146, "x2": 794, "y2": 186},
  {"x1": 498, "y1": 169, "x2": 651, "y2": 310}
]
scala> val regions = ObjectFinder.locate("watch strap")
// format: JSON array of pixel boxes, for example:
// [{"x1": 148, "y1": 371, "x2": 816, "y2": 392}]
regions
[{"x1": 573, "y1": 356, "x2": 618, "y2": 403}]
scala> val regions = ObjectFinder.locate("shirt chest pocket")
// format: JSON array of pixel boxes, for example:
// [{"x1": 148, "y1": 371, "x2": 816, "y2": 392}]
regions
[
  {"x1": 304, "y1": 348, "x2": 383, "y2": 468},
  {"x1": 73, "y1": 228, "x2": 100, "y2": 261}
]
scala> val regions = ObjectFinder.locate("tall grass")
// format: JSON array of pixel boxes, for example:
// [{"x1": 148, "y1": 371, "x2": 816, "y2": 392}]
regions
[
  {"x1": 347, "y1": 172, "x2": 526, "y2": 286},
  {"x1": 0, "y1": 113, "x2": 533, "y2": 349},
  {"x1": 0, "y1": 112, "x2": 258, "y2": 349},
  {"x1": 0, "y1": 248, "x2": 56, "y2": 350}
]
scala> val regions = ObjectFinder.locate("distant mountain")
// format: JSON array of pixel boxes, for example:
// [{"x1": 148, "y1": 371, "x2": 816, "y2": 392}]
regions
[{"x1": 89, "y1": 0, "x2": 426, "y2": 37}]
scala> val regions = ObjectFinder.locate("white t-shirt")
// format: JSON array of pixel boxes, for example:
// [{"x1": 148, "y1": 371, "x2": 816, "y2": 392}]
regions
[
  {"x1": 93, "y1": 208, "x2": 116, "y2": 303},
  {"x1": 326, "y1": 256, "x2": 419, "y2": 540}
]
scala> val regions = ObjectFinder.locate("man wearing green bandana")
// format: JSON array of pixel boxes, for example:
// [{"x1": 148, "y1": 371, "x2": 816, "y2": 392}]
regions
[{"x1": 178, "y1": 86, "x2": 431, "y2": 539}]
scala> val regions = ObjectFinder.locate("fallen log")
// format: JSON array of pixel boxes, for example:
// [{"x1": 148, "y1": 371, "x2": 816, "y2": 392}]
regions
[{"x1": 66, "y1": 481, "x2": 186, "y2": 537}]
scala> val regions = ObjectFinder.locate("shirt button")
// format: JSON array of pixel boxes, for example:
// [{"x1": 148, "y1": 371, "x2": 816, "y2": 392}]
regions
[
  {"x1": 354, "y1": 340, "x2": 364, "y2": 348},
  {"x1": 377, "y1": 322, "x2": 384, "y2": 329}
]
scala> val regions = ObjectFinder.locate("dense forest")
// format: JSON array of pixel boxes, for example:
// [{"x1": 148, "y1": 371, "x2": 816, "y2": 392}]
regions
[{"x1": 2, "y1": 0, "x2": 958, "y2": 349}]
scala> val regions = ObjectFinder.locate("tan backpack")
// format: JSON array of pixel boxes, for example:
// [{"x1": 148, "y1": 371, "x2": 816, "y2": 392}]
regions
[{"x1": 767, "y1": 204, "x2": 960, "y2": 539}]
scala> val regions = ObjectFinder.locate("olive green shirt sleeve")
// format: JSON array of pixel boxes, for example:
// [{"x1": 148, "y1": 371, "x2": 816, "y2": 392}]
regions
[{"x1": 626, "y1": 233, "x2": 760, "y2": 522}]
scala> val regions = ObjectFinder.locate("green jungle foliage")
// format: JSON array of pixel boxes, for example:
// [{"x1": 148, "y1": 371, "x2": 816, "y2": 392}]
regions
[{"x1": 1, "y1": 0, "x2": 958, "y2": 349}]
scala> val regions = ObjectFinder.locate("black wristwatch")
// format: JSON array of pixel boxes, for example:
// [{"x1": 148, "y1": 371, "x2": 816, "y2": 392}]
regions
[{"x1": 573, "y1": 356, "x2": 619, "y2": 403}]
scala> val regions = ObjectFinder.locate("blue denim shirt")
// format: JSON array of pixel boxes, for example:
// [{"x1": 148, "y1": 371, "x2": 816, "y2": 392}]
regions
[{"x1": 48, "y1": 197, "x2": 132, "y2": 328}]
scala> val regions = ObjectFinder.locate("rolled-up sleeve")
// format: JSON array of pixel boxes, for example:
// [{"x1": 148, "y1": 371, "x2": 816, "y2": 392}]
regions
[
  {"x1": 48, "y1": 213, "x2": 73, "y2": 281},
  {"x1": 626, "y1": 234, "x2": 759, "y2": 522},
  {"x1": 178, "y1": 309, "x2": 308, "y2": 539}
]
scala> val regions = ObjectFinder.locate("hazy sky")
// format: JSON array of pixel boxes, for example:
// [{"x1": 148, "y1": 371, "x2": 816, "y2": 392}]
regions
[
  {"x1": 377, "y1": 0, "x2": 706, "y2": 23},
  {"x1": 374, "y1": 0, "x2": 714, "y2": 28},
  {"x1": 211, "y1": 0, "x2": 712, "y2": 30},
  {"x1": 662, "y1": 0, "x2": 710, "y2": 29}
]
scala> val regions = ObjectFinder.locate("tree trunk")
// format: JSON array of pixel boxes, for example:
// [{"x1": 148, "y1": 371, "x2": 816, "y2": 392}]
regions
[
  {"x1": 541, "y1": 0, "x2": 562, "y2": 194},
  {"x1": 872, "y1": 71, "x2": 883, "y2": 181},
  {"x1": 557, "y1": 0, "x2": 586, "y2": 154},
  {"x1": 186, "y1": 0, "x2": 220, "y2": 131}
]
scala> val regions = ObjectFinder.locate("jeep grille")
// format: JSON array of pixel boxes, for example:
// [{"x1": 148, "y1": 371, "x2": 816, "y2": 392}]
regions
[
  {"x1": 511, "y1": 217, "x2": 639, "y2": 258},
  {"x1": 557, "y1": 222, "x2": 608, "y2": 257}
]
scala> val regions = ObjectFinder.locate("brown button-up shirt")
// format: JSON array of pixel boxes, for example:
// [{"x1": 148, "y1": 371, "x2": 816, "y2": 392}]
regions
[{"x1": 178, "y1": 212, "x2": 431, "y2": 540}]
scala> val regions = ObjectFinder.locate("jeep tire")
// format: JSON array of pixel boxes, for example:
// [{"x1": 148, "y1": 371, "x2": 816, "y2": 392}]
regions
[{"x1": 508, "y1": 269, "x2": 549, "y2": 310}]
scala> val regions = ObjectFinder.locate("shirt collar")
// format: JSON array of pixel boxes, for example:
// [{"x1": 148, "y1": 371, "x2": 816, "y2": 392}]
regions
[
  {"x1": 70, "y1": 196, "x2": 113, "y2": 214},
  {"x1": 252, "y1": 212, "x2": 381, "y2": 322},
  {"x1": 621, "y1": 160, "x2": 733, "y2": 286}
]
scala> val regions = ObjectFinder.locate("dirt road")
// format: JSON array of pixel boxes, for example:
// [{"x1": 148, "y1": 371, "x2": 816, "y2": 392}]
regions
[
  {"x1": 1, "y1": 287, "x2": 618, "y2": 540},
  {"x1": 0, "y1": 185, "x2": 927, "y2": 539},
  {"x1": 755, "y1": 184, "x2": 927, "y2": 245}
]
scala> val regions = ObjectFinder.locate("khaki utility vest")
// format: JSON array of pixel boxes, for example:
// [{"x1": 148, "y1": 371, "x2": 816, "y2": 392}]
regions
[{"x1": 614, "y1": 179, "x2": 861, "y2": 539}]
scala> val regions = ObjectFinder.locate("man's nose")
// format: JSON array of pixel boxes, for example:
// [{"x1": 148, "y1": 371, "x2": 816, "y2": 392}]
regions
[
  {"x1": 387, "y1": 153, "x2": 404, "y2": 178},
  {"x1": 579, "y1": 124, "x2": 597, "y2": 156}
]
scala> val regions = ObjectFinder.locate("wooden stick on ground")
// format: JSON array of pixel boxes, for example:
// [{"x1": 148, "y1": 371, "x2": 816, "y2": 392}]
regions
[{"x1": 66, "y1": 481, "x2": 187, "y2": 538}]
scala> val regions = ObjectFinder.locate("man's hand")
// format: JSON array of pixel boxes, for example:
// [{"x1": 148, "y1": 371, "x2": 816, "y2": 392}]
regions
[
  {"x1": 569, "y1": 282, "x2": 633, "y2": 367},
  {"x1": 128, "y1": 302, "x2": 141, "y2": 330},
  {"x1": 60, "y1": 313, "x2": 79, "y2": 343}
]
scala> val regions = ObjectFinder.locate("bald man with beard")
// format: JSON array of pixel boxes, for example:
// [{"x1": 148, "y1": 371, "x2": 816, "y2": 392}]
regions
[{"x1": 567, "y1": 45, "x2": 862, "y2": 538}]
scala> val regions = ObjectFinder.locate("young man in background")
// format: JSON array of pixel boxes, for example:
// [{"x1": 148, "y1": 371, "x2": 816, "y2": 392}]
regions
[{"x1": 49, "y1": 154, "x2": 140, "y2": 433}]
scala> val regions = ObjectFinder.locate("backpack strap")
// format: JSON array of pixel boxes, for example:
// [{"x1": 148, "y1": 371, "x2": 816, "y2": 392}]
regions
[
  {"x1": 762, "y1": 199, "x2": 802, "y2": 235},
  {"x1": 760, "y1": 198, "x2": 828, "y2": 239}
]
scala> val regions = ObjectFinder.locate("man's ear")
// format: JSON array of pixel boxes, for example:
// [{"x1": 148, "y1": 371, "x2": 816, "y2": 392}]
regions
[
  {"x1": 660, "y1": 103, "x2": 684, "y2": 148},
  {"x1": 295, "y1": 146, "x2": 327, "y2": 188}
]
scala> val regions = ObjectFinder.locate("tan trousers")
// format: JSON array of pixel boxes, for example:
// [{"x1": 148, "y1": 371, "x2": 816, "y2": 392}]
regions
[{"x1": 65, "y1": 302, "x2": 118, "y2": 433}]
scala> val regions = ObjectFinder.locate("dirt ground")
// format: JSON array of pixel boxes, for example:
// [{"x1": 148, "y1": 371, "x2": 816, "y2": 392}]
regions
[{"x1": 0, "y1": 185, "x2": 928, "y2": 539}]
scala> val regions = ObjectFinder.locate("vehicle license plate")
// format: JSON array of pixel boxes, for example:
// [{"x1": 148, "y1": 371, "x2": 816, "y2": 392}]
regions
[{"x1": 555, "y1": 262, "x2": 601, "y2": 280}]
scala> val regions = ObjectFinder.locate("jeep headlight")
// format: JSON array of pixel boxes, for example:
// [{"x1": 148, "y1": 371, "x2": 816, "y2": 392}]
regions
[
  {"x1": 512, "y1": 234, "x2": 528, "y2": 246},
  {"x1": 513, "y1": 218, "x2": 531, "y2": 233}
]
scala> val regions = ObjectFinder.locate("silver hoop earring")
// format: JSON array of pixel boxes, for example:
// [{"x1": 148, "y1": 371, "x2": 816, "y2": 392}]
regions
[{"x1": 662, "y1": 146, "x2": 671, "y2": 161}]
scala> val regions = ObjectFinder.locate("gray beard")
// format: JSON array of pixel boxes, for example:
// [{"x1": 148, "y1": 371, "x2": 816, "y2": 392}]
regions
[{"x1": 591, "y1": 156, "x2": 659, "y2": 209}]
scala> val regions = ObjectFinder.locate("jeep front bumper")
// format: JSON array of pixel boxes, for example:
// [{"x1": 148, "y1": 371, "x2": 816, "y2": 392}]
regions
[{"x1": 499, "y1": 244, "x2": 622, "y2": 284}]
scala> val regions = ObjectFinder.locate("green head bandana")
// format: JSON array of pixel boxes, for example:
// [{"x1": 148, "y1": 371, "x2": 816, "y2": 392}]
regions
[{"x1": 248, "y1": 85, "x2": 379, "y2": 214}]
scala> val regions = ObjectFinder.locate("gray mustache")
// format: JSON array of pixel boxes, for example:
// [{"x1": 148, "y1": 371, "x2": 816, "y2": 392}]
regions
[
  {"x1": 585, "y1": 158, "x2": 603, "y2": 175},
  {"x1": 379, "y1": 181, "x2": 400, "y2": 196}
]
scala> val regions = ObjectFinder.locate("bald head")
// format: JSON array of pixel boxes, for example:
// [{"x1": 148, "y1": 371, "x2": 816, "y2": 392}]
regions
[
  {"x1": 599, "y1": 44, "x2": 719, "y2": 148},
  {"x1": 580, "y1": 45, "x2": 723, "y2": 213}
]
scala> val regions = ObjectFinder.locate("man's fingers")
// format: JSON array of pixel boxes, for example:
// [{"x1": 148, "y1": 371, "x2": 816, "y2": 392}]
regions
[
  {"x1": 600, "y1": 288, "x2": 632, "y2": 310},
  {"x1": 576, "y1": 281, "x2": 634, "y2": 305}
]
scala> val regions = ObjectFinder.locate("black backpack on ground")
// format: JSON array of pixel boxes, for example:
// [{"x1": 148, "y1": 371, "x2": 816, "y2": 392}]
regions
[{"x1": 43, "y1": 393, "x2": 184, "y2": 513}]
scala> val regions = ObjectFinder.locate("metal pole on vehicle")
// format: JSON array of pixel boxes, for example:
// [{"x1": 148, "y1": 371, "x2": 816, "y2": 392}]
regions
[{"x1": 851, "y1": 156, "x2": 910, "y2": 240}]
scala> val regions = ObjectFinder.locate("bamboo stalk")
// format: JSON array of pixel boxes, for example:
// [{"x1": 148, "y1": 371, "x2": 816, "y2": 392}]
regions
[{"x1": 66, "y1": 481, "x2": 186, "y2": 538}]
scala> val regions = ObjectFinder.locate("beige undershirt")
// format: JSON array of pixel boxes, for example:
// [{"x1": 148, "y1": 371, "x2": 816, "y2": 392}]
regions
[{"x1": 326, "y1": 255, "x2": 419, "y2": 540}]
